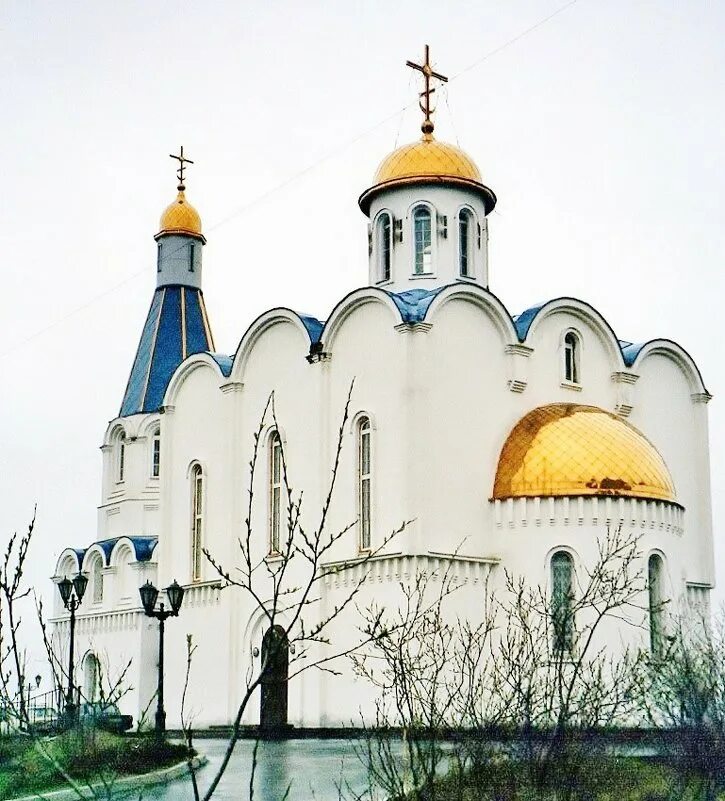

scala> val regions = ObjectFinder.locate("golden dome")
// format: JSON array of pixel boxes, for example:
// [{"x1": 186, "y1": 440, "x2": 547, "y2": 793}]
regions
[
  {"x1": 156, "y1": 190, "x2": 204, "y2": 241},
  {"x1": 492, "y1": 404, "x2": 676, "y2": 503},
  {"x1": 358, "y1": 134, "x2": 496, "y2": 216}
]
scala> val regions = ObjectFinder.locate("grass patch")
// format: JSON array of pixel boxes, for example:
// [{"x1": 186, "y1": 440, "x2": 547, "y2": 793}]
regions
[{"x1": 0, "y1": 730, "x2": 193, "y2": 798}]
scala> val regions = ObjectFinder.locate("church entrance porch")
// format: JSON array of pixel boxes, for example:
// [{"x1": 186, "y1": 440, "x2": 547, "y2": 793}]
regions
[{"x1": 259, "y1": 626, "x2": 289, "y2": 735}]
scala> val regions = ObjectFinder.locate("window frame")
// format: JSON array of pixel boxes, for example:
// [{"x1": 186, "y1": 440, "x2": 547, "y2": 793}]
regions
[
  {"x1": 648, "y1": 553, "x2": 665, "y2": 655},
  {"x1": 411, "y1": 204, "x2": 434, "y2": 276},
  {"x1": 269, "y1": 432, "x2": 283, "y2": 555},
  {"x1": 117, "y1": 433, "x2": 126, "y2": 483},
  {"x1": 90, "y1": 553, "x2": 104, "y2": 605},
  {"x1": 357, "y1": 416, "x2": 372, "y2": 552},
  {"x1": 151, "y1": 429, "x2": 161, "y2": 478},
  {"x1": 458, "y1": 207, "x2": 476, "y2": 279},
  {"x1": 190, "y1": 464, "x2": 204, "y2": 582},
  {"x1": 562, "y1": 329, "x2": 582, "y2": 385},
  {"x1": 550, "y1": 550, "x2": 575, "y2": 654},
  {"x1": 375, "y1": 211, "x2": 393, "y2": 284}
]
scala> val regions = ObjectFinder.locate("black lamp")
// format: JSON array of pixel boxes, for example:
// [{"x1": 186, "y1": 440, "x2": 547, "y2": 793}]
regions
[
  {"x1": 72, "y1": 572, "x2": 88, "y2": 603},
  {"x1": 165, "y1": 581, "x2": 185, "y2": 616},
  {"x1": 139, "y1": 581, "x2": 159, "y2": 616},
  {"x1": 57, "y1": 577, "x2": 73, "y2": 608}
]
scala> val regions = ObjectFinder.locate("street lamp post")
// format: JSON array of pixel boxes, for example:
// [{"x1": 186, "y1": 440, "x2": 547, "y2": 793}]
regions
[
  {"x1": 56, "y1": 572, "x2": 88, "y2": 726},
  {"x1": 139, "y1": 580, "x2": 185, "y2": 735}
]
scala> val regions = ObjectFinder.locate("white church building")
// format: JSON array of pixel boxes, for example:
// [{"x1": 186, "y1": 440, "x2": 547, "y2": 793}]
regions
[{"x1": 51, "y1": 50, "x2": 714, "y2": 731}]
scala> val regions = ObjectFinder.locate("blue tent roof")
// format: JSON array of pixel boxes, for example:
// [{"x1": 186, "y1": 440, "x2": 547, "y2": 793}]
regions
[{"x1": 120, "y1": 286, "x2": 214, "y2": 417}]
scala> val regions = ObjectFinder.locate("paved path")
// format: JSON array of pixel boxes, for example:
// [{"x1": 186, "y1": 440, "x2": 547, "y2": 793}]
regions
[{"x1": 140, "y1": 738, "x2": 376, "y2": 801}]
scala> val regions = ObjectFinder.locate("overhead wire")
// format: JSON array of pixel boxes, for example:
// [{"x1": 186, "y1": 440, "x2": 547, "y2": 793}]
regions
[{"x1": 1, "y1": 0, "x2": 582, "y2": 361}]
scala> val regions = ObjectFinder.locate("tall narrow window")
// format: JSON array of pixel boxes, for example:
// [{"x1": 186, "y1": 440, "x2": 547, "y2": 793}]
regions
[
  {"x1": 358, "y1": 417, "x2": 371, "y2": 550},
  {"x1": 188, "y1": 242, "x2": 195, "y2": 272},
  {"x1": 118, "y1": 434, "x2": 126, "y2": 482},
  {"x1": 564, "y1": 331, "x2": 580, "y2": 384},
  {"x1": 156, "y1": 242, "x2": 162, "y2": 273},
  {"x1": 648, "y1": 554, "x2": 665, "y2": 654},
  {"x1": 551, "y1": 551, "x2": 574, "y2": 653},
  {"x1": 191, "y1": 465, "x2": 203, "y2": 581},
  {"x1": 459, "y1": 209, "x2": 473, "y2": 277},
  {"x1": 152, "y1": 429, "x2": 161, "y2": 478},
  {"x1": 376, "y1": 213, "x2": 392, "y2": 282},
  {"x1": 91, "y1": 554, "x2": 104, "y2": 604},
  {"x1": 413, "y1": 206, "x2": 432, "y2": 274},
  {"x1": 269, "y1": 434, "x2": 282, "y2": 554}
]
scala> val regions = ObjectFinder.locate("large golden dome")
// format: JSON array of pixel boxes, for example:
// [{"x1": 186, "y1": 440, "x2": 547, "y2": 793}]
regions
[
  {"x1": 492, "y1": 404, "x2": 676, "y2": 503},
  {"x1": 156, "y1": 190, "x2": 204, "y2": 241},
  {"x1": 358, "y1": 133, "x2": 496, "y2": 216}
]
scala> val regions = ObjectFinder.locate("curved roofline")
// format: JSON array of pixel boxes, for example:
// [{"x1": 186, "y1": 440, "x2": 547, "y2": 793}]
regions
[
  {"x1": 57, "y1": 536, "x2": 158, "y2": 573},
  {"x1": 321, "y1": 286, "x2": 420, "y2": 348},
  {"x1": 231, "y1": 307, "x2": 324, "y2": 384},
  {"x1": 163, "y1": 351, "x2": 229, "y2": 408},
  {"x1": 625, "y1": 338, "x2": 710, "y2": 396},
  {"x1": 423, "y1": 283, "x2": 519, "y2": 342},
  {"x1": 358, "y1": 175, "x2": 497, "y2": 217},
  {"x1": 154, "y1": 228, "x2": 206, "y2": 244}
]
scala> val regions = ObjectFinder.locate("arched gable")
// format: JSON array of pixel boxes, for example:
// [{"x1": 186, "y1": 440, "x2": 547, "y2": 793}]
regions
[
  {"x1": 231, "y1": 308, "x2": 323, "y2": 383},
  {"x1": 319, "y1": 288, "x2": 403, "y2": 352},
  {"x1": 55, "y1": 548, "x2": 83, "y2": 577},
  {"x1": 163, "y1": 352, "x2": 229, "y2": 408},
  {"x1": 516, "y1": 297, "x2": 625, "y2": 370},
  {"x1": 423, "y1": 284, "x2": 518, "y2": 343},
  {"x1": 624, "y1": 339, "x2": 709, "y2": 396}
]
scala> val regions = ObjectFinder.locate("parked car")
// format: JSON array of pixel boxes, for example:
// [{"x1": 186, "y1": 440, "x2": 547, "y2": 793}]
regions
[{"x1": 79, "y1": 702, "x2": 133, "y2": 733}]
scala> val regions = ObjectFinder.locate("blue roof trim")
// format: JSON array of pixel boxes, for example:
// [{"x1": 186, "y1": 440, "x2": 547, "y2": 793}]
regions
[
  {"x1": 297, "y1": 313, "x2": 324, "y2": 344},
  {"x1": 621, "y1": 343, "x2": 645, "y2": 367},
  {"x1": 386, "y1": 287, "x2": 445, "y2": 323},
  {"x1": 120, "y1": 286, "x2": 213, "y2": 417},
  {"x1": 512, "y1": 302, "x2": 547, "y2": 341},
  {"x1": 82, "y1": 536, "x2": 158, "y2": 567},
  {"x1": 210, "y1": 353, "x2": 233, "y2": 377}
]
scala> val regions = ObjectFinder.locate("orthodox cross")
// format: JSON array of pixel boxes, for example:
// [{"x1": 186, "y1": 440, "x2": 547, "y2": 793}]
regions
[
  {"x1": 406, "y1": 45, "x2": 448, "y2": 135},
  {"x1": 169, "y1": 145, "x2": 194, "y2": 191}
]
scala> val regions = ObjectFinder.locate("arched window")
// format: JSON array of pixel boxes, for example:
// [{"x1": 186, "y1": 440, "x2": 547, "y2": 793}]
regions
[
  {"x1": 83, "y1": 653, "x2": 99, "y2": 703},
  {"x1": 115, "y1": 545, "x2": 132, "y2": 601},
  {"x1": 190, "y1": 465, "x2": 203, "y2": 581},
  {"x1": 376, "y1": 213, "x2": 392, "y2": 282},
  {"x1": 90, "y1": 553, "x2": 104, "y2": 604},
  {"x1": 458, "y1": 208, "x2": 474, "y2": 277},
  {"x1": 413, "y1": 206, "x2": 432, "y2": 275},
  {"x1": 357, "y1": 417, "x2": 371, "y2": 551},
  {"x1": 151, "y1": 429, "x2": 161, "y2": 478},
  {"x1": 648, "y1": 554, "x2": 665, "y2": 655},
  {"x1": 551, "y1": 551, "x2": 574, "y2": 653},
  {"x1": 563, "y1": 331, "x2": 580, "y2": 384},
  {"x1": 117, "y1": 433, "x2": 126, "y2": 482},
  {"x1": 269, "y1": 433, "x2": 282, "y2": 554}
]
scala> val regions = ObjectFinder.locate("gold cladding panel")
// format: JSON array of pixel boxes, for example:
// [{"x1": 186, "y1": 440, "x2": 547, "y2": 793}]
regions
[
  {"x1": 374, "y1": 138, "x2": 482, "y2": 185},
  {"x1": 492, "y1": 404, "x2": 675, "y2": 502},
  {"x1": 159, "y1": 191, "x2": 202, "y2": 236}
]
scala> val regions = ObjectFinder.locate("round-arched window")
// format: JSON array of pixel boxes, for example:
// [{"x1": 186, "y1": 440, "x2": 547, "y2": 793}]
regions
[
  {"x1": 413, "y1": 206, "x2": 432, "y2": 275},
  {"x1": 376, "y1": 213, "x2": 392, "y2": 282}
]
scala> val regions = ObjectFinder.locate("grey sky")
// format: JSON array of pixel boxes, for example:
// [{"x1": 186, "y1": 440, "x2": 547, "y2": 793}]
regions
[{"x1": 2, "y1": 1, "x2": 724, "y2": 676}]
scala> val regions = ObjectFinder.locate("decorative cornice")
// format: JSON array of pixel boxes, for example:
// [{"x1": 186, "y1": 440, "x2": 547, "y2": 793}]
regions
[
  {"x1": 160, "y1": 405, "x2": 175, "y2": 415},
  {"x1": 507, "y1": 379, "x2": 527, "y2": 394},
  {"x1": 611, "y1": 371, "x2": 639, "y2": 385},
  {"x1": 505, "y1": 343, "x2": 534, "y2": 357},
  {"x1": 691, "y1": 392, "x2": 713, "y2": 404},
  {"x1": 615, "y1": 403, "x2": 634, "y2": 418},
  {"x1": 220, "y1": 380, "x2": 244, "y2": 394},
  {"x1": 394, "y1": 322, "x2": 433, "y2": 334},
  {"x1": 560, "y1": 381, "x2": 583, "y2": 392}
]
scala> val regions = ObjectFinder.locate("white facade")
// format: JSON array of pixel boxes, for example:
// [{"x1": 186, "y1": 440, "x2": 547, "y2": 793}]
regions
[{"x1": 51, "y1": 121, "x2": 714, "y2": 731}]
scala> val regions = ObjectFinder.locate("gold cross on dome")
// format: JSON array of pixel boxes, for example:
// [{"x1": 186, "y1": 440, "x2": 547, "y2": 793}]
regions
[
  {"x1": 169, "y1": 145, "x2": 194, "y2": 191},
  {"x1": 406, "y1": 45, "x2": 448, "y2": 135}
]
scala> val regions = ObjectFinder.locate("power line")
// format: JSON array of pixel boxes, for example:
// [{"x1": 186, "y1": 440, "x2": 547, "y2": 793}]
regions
[{"x1": 1, "y1": 0, "x2": 582, "y2": 361}]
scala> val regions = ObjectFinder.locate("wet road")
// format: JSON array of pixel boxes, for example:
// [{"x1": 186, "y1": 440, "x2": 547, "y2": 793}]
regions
[{"x1": 139, "y1": 738, "x2": 377, "y2": 801}]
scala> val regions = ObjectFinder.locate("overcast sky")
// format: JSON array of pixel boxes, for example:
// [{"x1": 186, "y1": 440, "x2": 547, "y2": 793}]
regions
[{"x1": 2, "y1": 1, "x2": 724, "y2": 675}]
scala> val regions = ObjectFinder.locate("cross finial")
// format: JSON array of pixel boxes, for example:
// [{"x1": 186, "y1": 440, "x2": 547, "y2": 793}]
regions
[
  {"x1": 406, "y1": 45, "x2": 448, "y2": 136},
  {"x1": 169, "y1": 145, "x2": 194, "y2": 191}
]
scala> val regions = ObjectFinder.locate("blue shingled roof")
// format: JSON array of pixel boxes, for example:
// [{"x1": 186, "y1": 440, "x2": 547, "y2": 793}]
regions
[
  {"x1": 120, "y1": 286, "x2": 214, "y2": 417},
  {"x1": 386, "y1": 287, "x2": 445, "y2": 323}
]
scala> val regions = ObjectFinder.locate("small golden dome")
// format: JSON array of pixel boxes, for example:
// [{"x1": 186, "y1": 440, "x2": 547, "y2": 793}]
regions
[
  {"x1": 358, "y1": 134, "x2": 496, "y2": 216},
  {"x1": 156, "y1": 190, "x2": 204, "y2": 241},
  {"x1": 492, "y1": 404, "x2": 676, "y2": 503}
]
